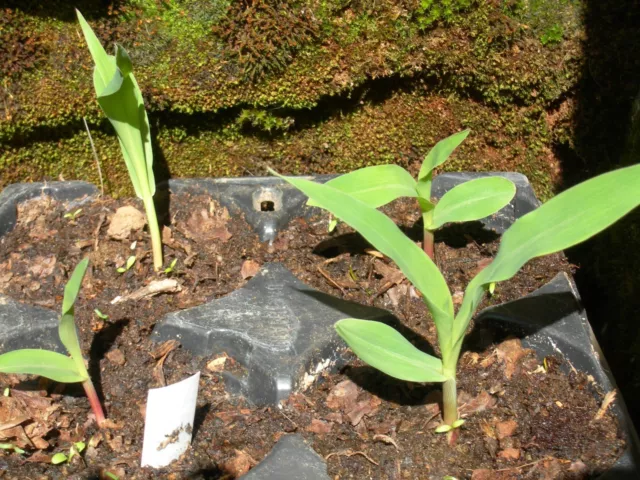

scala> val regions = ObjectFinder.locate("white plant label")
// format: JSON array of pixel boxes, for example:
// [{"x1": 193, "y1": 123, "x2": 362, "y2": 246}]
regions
[{"x1": 141, "y1": 371, "x2": 200, "y2": 468}]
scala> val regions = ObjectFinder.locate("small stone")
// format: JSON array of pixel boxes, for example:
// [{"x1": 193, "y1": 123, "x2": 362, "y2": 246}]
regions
[
  {"x1": 498, "y1": 448, "x2": 520, "y2": 460},
  {"x1": 107, "y1": 206, "x2": 146, "y2": 240},
  {"x1": 206, "y1": 355, "x2": 228, "y2": 372}
]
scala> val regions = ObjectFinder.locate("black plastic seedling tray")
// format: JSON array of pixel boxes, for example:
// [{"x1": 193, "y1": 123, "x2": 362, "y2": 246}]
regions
[{"x1": 0, "y1": 173, "x2": 637, "y2": 479}]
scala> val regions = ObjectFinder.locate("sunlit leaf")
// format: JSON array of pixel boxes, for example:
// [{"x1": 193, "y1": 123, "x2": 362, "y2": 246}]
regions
[
  {"x1": 336, "y1": 319, "x2": 447, "y2": 382},
  {"x1": 454, "y1": 163, "x2": 640, "y2": 343},
  {"x1": 429, "y1": 176, "x2": 516, "y2": 230},
  {"x1": 418, "y1": 129, "x2": 470, "y2": 182},
  {"x1": 0, "y1": 350, "x2": 86, "y2": 383},
  {"x1": 272, "y1": 170, "x2": 454, "y2": 346}
]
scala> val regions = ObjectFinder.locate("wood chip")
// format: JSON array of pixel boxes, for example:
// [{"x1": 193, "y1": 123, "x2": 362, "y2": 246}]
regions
[
  {"x1": 594, "y1": 390, "x2": 616, "y2": 420},
  {"x1": 240, "y1": 260, "x2": 261, "y2": 280},
  {"x1": 111, "y1": 279, "x2": 182, "y2": 304},
  {"x1": 373, "y1": 434, "x2": 400, "y2": 451}
]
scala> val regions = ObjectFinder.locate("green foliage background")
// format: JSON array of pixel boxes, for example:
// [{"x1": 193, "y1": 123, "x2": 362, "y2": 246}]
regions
[{"x1": 1, "y1": 0, "x2": 581, "y2": 198}]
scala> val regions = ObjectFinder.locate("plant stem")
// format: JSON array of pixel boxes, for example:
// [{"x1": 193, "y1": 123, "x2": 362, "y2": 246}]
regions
[
  {"x1": 423, "y1": 228, "x2": 435, "y2": 261},
  {"x1": 442, "y1": 377, "x2": 457, "y2": 426},
  {"x1": 143, "y1": 197, "x2": 163, "y2": 271},
  {"x1": 82, "y1": 379, "x2": 106, "y2": 426}
]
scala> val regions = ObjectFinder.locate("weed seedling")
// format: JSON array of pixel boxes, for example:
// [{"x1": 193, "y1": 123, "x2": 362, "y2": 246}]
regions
[
  {"x1": 77, "y1": 11, "x2": 163, "y2": 270},
  {"x1": 0, "y1": 443, "x2": 25, "y2": 455},
  {"x1": 117, "y1": 255, "x2": 136, "y2": 274},
  {"x1": 272, "y1": 160, "x2": 640, "y2": 436},
  {"x1": 51, "y1": 441, "x2": 86, "y2": 465},
  {"x1": 94, "y1": 309, "x2": 109, "y2": 320},
  {"x1": 63, "y1": 209, "x2": 83, "y2": 221},
  {"x1": 308, "y1": 130, "x2": 516, "y2": 259},
  {"x1": 163, "y1": 258, "x2": 178, "y2": 275},
  {"x1": 0, "y1": 258, "x2": 106, "y2": 425}
]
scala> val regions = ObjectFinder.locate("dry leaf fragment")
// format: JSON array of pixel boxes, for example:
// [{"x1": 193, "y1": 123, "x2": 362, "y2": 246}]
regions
[
  {"x1": 346, "y1": 399, "x2": 378, "y2": 426},
  {"x1": 497, "y1": 448, "x2": 521, "y2": 460},
  {"x1": 223, "y1": 449, "x2": 257, "y2": 477},
  {"x1": 458, "y1": 390, "x2": 497, "y2": 416},
  {"x1": 326, "y1": 379, "x2": 359, "y2": 411},
  {"x1": 495, "y1": 419, "x2": 517, "y2": 439},
  {"x1": 495, "y1": 338, "x2": 532, "y2": 379},
  {"x1": 107, "y1": 206, "x2": 146, "y2": 240},
  {"x1": 306, "y1": 418, "x2": 333, "y2": 434},
  {"x1": 206, "y1": 355, "x2": 228, "y2": 372},
  {"x1": 373, "y1": 434, "x2": 400, "y2": 451},
  {"x1": 240, "y1": 260, "x2": 261, "y2": 280}
]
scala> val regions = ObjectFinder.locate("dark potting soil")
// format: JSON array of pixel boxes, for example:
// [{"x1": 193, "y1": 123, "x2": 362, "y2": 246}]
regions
[{"x1": 0, "y1": 193, "x2": 624, "y2": 479}]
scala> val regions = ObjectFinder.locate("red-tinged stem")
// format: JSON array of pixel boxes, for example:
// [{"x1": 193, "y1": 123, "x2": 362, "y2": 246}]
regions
[
  {"x1": 82, "y1": 379, "x2": 106, "y2": 426},
  {"x1": 423, "y1": 229, "x2": 435, "y2": 261}
]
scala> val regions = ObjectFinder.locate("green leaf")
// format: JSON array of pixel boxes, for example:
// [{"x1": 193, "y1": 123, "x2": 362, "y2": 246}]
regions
[
  {"x1": 454, "y1": 163, "x2": 640, "y2": 344},
  {"x1": 307, "y1": 165, "x2": 417, "y2": 208},
  {"x1": 77, "y1": 11, "x2": 155, "y2": 200},
  {"x1": 335, "y1": 320, "x2": 447, "y2": 382},
  {"x1": 435, "y1": 424, "x2": 453, "y2": 433},
  {"x1": 271, "y1": 170, "x2": 454, "y2": 346},
  {"x1": 60, "y1": 259, "x2": 89, "y2": 375},
  {"x1": 418, "y1": 129, "x2": 470, "y2": 182},
  {"x1": 51, "y1": 452, "x2": 68, "y2": 465},
  {"x1": 62, "y1": 258, "x2": 89, "y2": 316},
  {"x1": 76, "y1": 10, "x2": 115, "y2": 90},
  {"x1": 429, "y1": 177, "x2": 516, "y2": 230},
  {"x1": 0, "y1": 350, "x2": 86, "y2": 383}
]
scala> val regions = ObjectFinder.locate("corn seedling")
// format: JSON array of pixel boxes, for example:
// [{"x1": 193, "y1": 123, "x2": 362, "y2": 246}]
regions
[
  {"x1": 117, "y1": 255, "x2": 136, "y2": 274},
  {"x1": 272, "y1": 161, "x2": 640, "y2": 435},
  {"x1": 309, "y1": 130, "x2": 515, "y2": 259},
  {"x1": 94, "y1": 309, "x2": 109, "y2": 320},
  {"x1": 76, "y1": 11, "x2": 163, "y2": 270},
  {"x1": 51, "y1": 441, "x2": 86, "y2": 465},
  {"x1": 0, "y1": 258, "x2": 106, "y2": 425}
]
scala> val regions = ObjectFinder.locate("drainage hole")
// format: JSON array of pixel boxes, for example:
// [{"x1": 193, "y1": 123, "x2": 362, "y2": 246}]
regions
[{"x1": 260, "y1": 200, "x2": 275, "y2": 212}]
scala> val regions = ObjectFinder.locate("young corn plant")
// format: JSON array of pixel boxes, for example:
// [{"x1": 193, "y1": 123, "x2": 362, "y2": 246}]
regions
[
  {"x1": 309, "y1": 130, "x2": 516, "y2": 259},
  {"x1": 272, "y1": 162, "x2": 640, "y2": 435},
  {"x1": 76, "y1": 10, "x2": 163, "y2": 270},
  {"x1": 0, "y1": 258, "x2": 106, "y2": 426}
]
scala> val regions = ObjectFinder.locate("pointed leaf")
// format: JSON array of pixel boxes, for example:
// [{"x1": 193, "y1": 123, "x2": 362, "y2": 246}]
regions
[
  {"x1": 307, "y1": 165, "x2": 417, "y2": 208},
  {"x1": 336, "y1": 319, "x2": 447, "y2": 382},
  {"x1": 272, "y1": 171, "x2": 454, "y2": 346},
  {"x1": 76, "y1": 10, "x2": 115, "y2": 89},
  {"x1": 0, "y1": 350, "x2": 86, "y2": 383},
  {"x1": 115, "y1": 44, "x2": 133, "y2": 76},
  {"x1": 454, "y1": 163, "x2": 640, "y2": 343},
  {"x1": 418, "y1": 129, "x2": 470, "y2": 181},
  {"x1": 62, "y1": 258, "x2": 89, "y2": 316},
  {"x1": 429, "y1": 177, "x2": 516, "y2": 230}
]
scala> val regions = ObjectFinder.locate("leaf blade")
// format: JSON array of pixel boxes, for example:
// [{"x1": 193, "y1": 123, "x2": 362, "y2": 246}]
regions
[
  {"x1": 62, "y1": 258, "x2": 89, "y2": 316},
  {"x1": 307, "y1": 165, "x2": 417, "y2": 208},
  {"x1": 454, "y1": 163, "x2": 640, "y2": 343},
  {"x1": 0, "y1": 350, "x2": 86, "y2": 383},
  {"x1": 272, "y1": 170, "x2": 454, "y2": 347},
  {"x1": 336, "y1": 319, "x2": 447, "y2": 382},
  {"x1": 430, "y1": 177, "x2": 516, "y2": 229},
  {"x1": 418, "y1": 129, "x2": 470, "y2": 181}
]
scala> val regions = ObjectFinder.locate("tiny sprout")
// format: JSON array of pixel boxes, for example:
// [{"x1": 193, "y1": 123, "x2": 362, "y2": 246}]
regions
[
  {"x1": 0, "y1": 443, "x2": 25, "y2": 455},
  {"x1": 435, "y1": 424, "x2": 453, "y2": 433},
  {"x1": 64, "y1": 209, "x2": 83, "y2": 221},
  {"x1": 163, "y1": 258, "x2": 178, "y2": 275},
  {"x1": 3, "y1": 387, "x2": 9, "y2": 397},
  {"x1": 488, "y1": 282, "x2": 496, "y2": 295},
  {"x1": 104, "y1": 472, "x2": 120, "y2": 480},
  {"x1": 443, "y1": 476, "x2": 459, "y2": 480},
  {"x1": 452, "y1": 419, "x2": 465, "y2": 428},
  {"x1": 94, "y1": 309, "x2": 109, "y2": 320},
  {"x1": 117, "y1": 256, "x2": 136, "y2": 274},
  {"x1": 328, "y1": 216, "x2": 338, "y2": 232},
  {"x1": 51, "y1": 441, "x2": 86, "y2": 465}
]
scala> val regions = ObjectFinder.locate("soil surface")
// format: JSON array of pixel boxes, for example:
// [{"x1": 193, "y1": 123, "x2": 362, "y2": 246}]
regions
[{"x1": 0, "y1": 193, "x2": 625, "y2": 479}]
